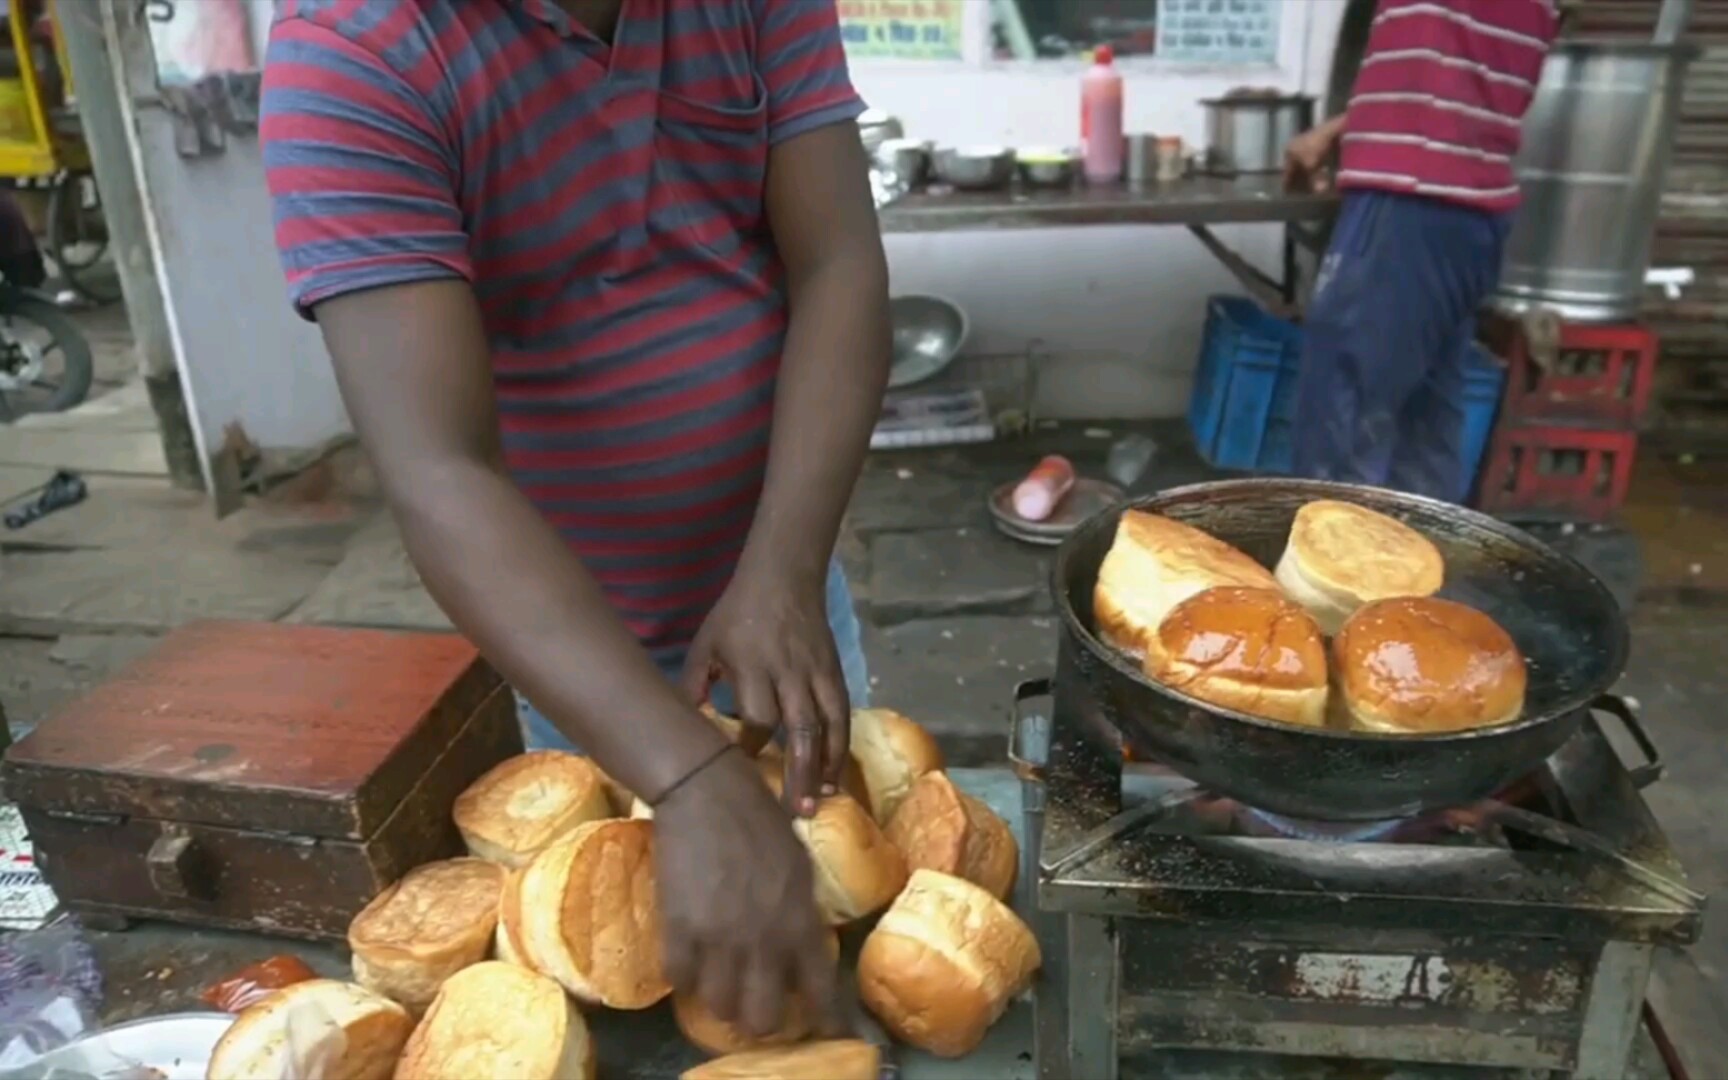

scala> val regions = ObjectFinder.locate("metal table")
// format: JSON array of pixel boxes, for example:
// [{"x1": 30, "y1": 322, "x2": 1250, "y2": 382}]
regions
[{"x1": 878, "y1": 175, "x2": 1338, "y2": 313}]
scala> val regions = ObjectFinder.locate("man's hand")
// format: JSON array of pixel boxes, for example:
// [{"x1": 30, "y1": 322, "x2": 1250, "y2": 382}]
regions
[
  {"x1": 1283, "y1": 114, "x2": 1348, "y2": 193},
  {"x1": 682, "y1": 567, "x2": 848, "y2": 817},
  {"x1": 656, "y1": 746, "x2": 838, "y2": 1038}
]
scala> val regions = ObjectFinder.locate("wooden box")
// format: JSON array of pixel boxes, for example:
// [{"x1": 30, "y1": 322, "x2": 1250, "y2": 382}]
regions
[{"x1": 2, "y1": 621, "x2": 523, "y2": 941}]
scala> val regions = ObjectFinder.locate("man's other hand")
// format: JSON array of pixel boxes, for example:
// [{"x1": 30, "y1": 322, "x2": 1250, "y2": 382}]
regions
[{"x1": 681, "y1": 567, "x2": 849, "y2": 818}]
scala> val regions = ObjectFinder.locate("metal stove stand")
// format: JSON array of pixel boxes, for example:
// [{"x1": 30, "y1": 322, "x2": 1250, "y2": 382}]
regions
[{"x1": 1010, "y1": 681, "x2": 1705, "y2": 1080}]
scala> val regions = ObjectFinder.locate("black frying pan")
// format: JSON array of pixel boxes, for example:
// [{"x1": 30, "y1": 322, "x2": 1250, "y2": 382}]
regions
[{"x1": 1053, "y1": 478, "x2": 1630, "y2": 821}]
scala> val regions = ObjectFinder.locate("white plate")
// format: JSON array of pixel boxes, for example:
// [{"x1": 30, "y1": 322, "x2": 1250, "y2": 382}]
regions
[{"x1": 21, "y1": 1012, "x2": 232, "y2": 1080}]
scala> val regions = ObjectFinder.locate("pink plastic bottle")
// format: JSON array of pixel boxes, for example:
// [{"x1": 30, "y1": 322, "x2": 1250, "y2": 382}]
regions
[{"x1": 1080, "y1": 45, "x2": 1124, "y2": 184}]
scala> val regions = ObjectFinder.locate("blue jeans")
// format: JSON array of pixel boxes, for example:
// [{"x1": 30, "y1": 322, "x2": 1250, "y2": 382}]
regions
[
  {"x1": 1291, "y1": 190, "x2": 1512, "y2": 504},
  {"x1": 516, "y1": 560, "x2": 870, "y2": 751}
]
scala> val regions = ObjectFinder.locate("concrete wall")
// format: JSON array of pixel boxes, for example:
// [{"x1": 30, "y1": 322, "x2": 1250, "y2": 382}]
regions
[
  {"x1": 137, "y1": 0, "x2": 1345, "y2": 459},
  {"x1": 857, "y1": 0, "x2": 1347, "y2": 418}
]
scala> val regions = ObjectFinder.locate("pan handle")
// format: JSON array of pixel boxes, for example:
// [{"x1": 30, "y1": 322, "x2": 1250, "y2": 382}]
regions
[
  {"x1": 1008, "y1": 677, "x2": 1052, "y2": 785},
  {"x1": 1590, "y1": 694, "x2": 1663, "y2": 789}
]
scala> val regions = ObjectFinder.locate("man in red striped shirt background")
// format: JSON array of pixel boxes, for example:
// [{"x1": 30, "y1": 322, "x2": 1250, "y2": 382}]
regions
[
  {"x1": 1283, "y1": 0, "x2": 1559, "y2": 501},
  {"x1": 261, "y1": 0, "x2": 888, "y2": 1037}
]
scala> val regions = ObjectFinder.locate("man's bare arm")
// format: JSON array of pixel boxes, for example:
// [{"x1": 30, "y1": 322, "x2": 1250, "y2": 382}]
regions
[
  {"x1": 748, "y1": 121, "x2": 891, "y2": 589},
  {"x1": 679, "y1": 121, "x2": 888, "y2": 795},
  {"x1": 313, "y1": 280, "x2": 728, "y2": 803}
]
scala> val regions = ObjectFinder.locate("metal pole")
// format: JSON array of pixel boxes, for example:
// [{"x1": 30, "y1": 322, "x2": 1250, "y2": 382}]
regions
[
  {"x1": 55, "y1": 0, "x2": 203, "y2": 490},
  {"x1": 1653, "y1": 0, "x2": 1693, "y2": 45}
]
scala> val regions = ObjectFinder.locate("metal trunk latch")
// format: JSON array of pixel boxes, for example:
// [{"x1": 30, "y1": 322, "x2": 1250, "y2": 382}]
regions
[{"x1": 147, "y1": 824, "x2": 215, "y2": 901}]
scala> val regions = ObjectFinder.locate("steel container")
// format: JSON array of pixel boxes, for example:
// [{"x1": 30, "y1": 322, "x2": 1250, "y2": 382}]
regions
[
  {"x1": 932, "y1": 145, "x2": 1016, "y2": 191},
  {"x1": 1200, "y1": 95, "x2": 1314, "y2": 175},
  {"x1": 1494, "y1": 41, "x2": 1697, "y2": 322}
]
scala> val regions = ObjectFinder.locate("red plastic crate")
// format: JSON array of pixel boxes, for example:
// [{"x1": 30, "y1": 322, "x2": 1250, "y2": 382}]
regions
[
  {"x1": 1473, "y1": 425, "x2": 1637, "y2": 523},
  {"x1": 1497, "y1": 321, "x2": 1656, "y2": 428}
]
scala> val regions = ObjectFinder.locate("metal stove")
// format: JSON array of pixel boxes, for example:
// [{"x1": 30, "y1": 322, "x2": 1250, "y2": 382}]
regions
[{"x1": 1010, "y1": 679, "x2": 1706, "y2": 1080}]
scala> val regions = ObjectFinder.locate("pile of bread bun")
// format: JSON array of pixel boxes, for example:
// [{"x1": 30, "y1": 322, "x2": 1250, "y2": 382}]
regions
[
  {"x1": 1095, "y1": 499, "x2": 1528, "y2": 735},
  {"x1": 205, "y1": 707, "x2": 1037, "y2": 1080}
]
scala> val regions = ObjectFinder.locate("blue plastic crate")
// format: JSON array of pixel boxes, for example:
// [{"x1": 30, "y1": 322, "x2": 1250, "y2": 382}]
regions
[
  {"x1": 1187, "y1": 296, "x2": 1303, "y2": 472},
  {"x1": 1186, "y1": 296, "x2": 1505, "y2": 481}
]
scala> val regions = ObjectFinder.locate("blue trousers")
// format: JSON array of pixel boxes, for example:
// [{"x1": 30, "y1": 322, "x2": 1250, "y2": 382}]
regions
[
  {"x1": 1291, "y1": 190, "x2": 1512, "y2": 503},
  {"x1": 516, "y1": 559, "x2": 870, "y2": 751}
]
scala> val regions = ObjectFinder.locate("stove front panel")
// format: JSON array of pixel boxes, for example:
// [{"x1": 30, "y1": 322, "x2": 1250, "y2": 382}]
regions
[{"x1": 1119, "y1": 923, "x2": 1598, "y2": 1071}]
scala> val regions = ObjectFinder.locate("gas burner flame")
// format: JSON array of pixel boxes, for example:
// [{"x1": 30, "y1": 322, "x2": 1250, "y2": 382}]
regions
[{"x1": 1239, "y1": 806, "x2": 1405, "y2": 843}]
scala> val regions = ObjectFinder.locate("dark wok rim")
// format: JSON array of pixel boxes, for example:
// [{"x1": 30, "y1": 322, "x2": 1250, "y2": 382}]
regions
[{"x1": 1052, "y1": 477, "x2": 1631, "y2": 744}]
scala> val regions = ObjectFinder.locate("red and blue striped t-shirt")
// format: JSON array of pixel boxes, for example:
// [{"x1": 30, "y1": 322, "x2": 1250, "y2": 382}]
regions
[
  {"x1": 1339, "y1": 0, "x2": 1557, "y2": 211},
  {"x1": 261, "y1": 0, "x2": 865, "y2": 664}
]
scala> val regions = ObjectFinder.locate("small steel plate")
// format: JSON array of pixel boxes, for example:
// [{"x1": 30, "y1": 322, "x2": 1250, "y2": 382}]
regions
[
  {"x1": 13, "y1": 1012, "x2": 233, "y2": 1080},
  {"x1": 990, "y1": 478, "x2": 1125, "y2": 546}
]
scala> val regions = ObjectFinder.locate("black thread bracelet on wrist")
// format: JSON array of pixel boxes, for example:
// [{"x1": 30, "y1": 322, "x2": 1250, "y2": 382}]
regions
[{"x1": 647, "y1": 741, "x2": 736, "y2": 809}]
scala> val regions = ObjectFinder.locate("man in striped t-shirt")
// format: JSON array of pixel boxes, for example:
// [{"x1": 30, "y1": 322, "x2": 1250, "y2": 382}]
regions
[
  {"x1": 1283, "y1": 0, "x2": 1557, "y2": 501},
  {"x1": 261, "y1": 0, "x2": 889, "y2": 1034}
]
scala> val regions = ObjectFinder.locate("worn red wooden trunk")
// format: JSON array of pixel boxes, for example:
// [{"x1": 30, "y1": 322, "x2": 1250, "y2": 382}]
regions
[{"x1": 2, "y1": 621, "x2": 523, "y2": 941}]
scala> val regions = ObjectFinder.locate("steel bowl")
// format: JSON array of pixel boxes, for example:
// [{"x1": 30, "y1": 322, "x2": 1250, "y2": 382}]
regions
[
  {"x1": 1017, "y1": 147, "x2": 1077, "y2": 188},
  {"x1": 888, "y1": 294, "x2": 969, "y2": 389},
  {"x1": 933, "y1": 145, "x2": 1016, "y2": 191},
  {"x1": 875, "y1": 138, "x2": 933, "y2": 187}
]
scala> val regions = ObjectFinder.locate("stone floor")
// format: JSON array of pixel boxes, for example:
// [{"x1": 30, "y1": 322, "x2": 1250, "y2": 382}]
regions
[{"x1": 0, "y1": 305, "x2": 1725, "y2": 1071}]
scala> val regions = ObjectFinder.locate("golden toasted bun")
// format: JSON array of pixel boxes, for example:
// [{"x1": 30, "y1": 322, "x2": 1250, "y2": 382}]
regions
[
  {"x1": 453, "y1": 752, "x2": 614, "y2": 869},
  {"x1": 758, "y1": 766, "x2": 908, "y2": 925},
  {"x1": 680, "y1": 1040, "x2": 881, "y2": 1080},
  {"x1": 1144, "y1": 587, "x2": 1330, "y2": 728},
  {"x1": 1094, "y1": 511, "x2": 1278, "y2": 659},
  {"x1": 506, "y1": 818, "x2": 670, "y2": 1009},
  {"x1": 849, "y1": 708, "x2": 943, "y2": 823},
  {"x1": 393, "y1": 962, "x2": 594, "y2": 1080},
  {"x1": 1335, "y1": 596, "x2": 1527, "y2": 735},
  {"x1": 884, "y1": 772, "x2": 1018, "y2": 901},
  {"x1": 1275, "y1": 500, "x2": 1445, "y2": 635},
  {"x1": 673, "y1": 931, "x2": 842, "y2": 1057},
  {"x1": 348, "y1": 858, "x2": 504, "y2": 1013},
  {"x1": 207, "y1": 979, "x2": 411, "y2": 1080},
  {"x1": 858, "y1": 869, "x2": 1040, "y2": 1058}
]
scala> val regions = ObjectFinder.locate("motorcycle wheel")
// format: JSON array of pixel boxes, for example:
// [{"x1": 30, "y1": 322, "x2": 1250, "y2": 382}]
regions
[
  {"x1": 47, "y1": 173, "x2": 120, "y2": 305},
  {"x1": 0, "y1": 295, "x2": 95, "y2": 417}
]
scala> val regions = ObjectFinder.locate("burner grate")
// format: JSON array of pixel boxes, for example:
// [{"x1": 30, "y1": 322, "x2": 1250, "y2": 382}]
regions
[{"x1": 1013, "y1": 676, "x2": 1703, "y2": 1080}]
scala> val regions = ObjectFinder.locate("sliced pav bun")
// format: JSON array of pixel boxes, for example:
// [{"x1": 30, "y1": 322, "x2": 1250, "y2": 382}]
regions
[
  {"x1": 848, "y1": 707, "x2": 943, "y2": 823},
  {"x1": 858, "y1": 869, "x2": 1040, "y2": 1058},
  {"x1": 206, "y1": 979, "x2": 411, "y2": 1080},
  {"x1": 393, "y1": 961, "x2": 595, "y2": 1080},
  {"x1": 1094, "y1": 510, "x2": 1278, "y2": 659},
  {"x1": 1145, "y1": 586, "x2": 1330, "y2": 729},
  {"x1": 680, "y1": 1040, "x2": 882, "y2": 1080},
  {"x1": 1275, "y1": 499, "x2": 1445, "y2": 635},
  {"x1": 507, "y1": 818, "x2": 670, "y2": 1009},
  {"x1": 884, "y1": 771, "x2": 1018, "y2": 901},
  {"x1": 673, "y1": 931, "x2": 842, "y2": 1057},
  {"x1": 347, "y1": 857, "x2": 505, "y2": 1013},
  {"x1": 759, "y1": 766, "x2": 908, "y2": 925},
  {"x1": 453, "y1": 751, "x2": 614, "y2": 869},
  {"x1": 492, "y1": 866, "x2": 529, "y2": 968},
  {"x1": 1335, "y1": 595, "x2": 1527, "y2": 735}
]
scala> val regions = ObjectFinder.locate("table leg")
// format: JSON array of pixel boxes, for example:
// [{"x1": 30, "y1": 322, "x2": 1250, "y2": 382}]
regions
[{"x1": 1186, "y1": 224, "x2": 1289, "y2": 316}]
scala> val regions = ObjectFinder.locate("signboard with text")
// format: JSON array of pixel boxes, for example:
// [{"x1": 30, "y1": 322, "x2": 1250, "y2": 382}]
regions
[
  {"x1": 1157, "y1": 0, "x2": 1281, "y2": 64},
  {"x1": 838, "y1": 0, "x2": 965, "y2": 62}
]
